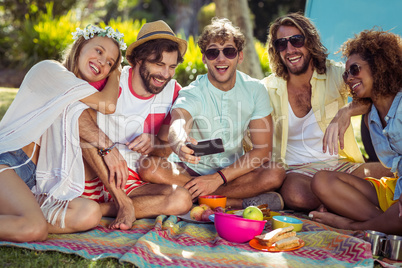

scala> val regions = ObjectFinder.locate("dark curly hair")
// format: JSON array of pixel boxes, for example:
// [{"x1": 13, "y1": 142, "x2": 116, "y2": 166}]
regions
[
  {"x1": 197, "y1": 17, "x2": 245, "y2": 54},
  {"x1": 267, "y1": 12, "x2": 328, "y2": 81},
  {"x1": 341, "y1": 29, "x2": 402, "y2": 100}
]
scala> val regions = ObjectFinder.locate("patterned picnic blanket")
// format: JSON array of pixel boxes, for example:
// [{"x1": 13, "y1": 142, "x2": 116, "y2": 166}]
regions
[{"x1": 0, "y1": 214, "x2": 381, "y2": 267}]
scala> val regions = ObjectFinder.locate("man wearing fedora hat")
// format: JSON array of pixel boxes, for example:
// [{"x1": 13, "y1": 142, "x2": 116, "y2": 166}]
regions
[
  {"x1": 139, "y1": 18, "x2": 286, "y2": 210},
  {"x1": 78, "y1": 20, "x2": 192, "y2": 230}
]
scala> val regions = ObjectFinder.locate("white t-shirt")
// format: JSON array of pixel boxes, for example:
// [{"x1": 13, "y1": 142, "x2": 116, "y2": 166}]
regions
[
  {"x1": 285, "y1": 102, "x2": 338, "y2": 165},
  {"x1": 97, "y1": 66, "x2": 181, "y2": 170}
]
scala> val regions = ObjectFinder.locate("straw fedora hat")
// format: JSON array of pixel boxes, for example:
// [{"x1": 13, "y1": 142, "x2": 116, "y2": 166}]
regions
[{"x1": 126, "y1": 20, "x2": 187, "y2": 65}]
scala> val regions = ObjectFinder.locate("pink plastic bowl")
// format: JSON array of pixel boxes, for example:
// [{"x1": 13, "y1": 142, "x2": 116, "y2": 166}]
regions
[{"x1": 213, "y1": 212, "x2": 267, "y2": 243}]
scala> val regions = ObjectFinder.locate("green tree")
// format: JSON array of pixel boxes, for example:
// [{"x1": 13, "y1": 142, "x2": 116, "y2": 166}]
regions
[
  {"x1": 0, "y1": 0, "x2": 79, "y2": 68},
  {"x1": 215, "y1": 0, "x2": 264, "y2": 78},
  {"x1": 1, "y1": 0, "x2": 78, "y2": 27}
]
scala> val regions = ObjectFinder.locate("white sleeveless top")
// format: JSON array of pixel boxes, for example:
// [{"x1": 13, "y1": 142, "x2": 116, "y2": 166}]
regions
[{"x1": 285, "y1": 102, "x2": 338, "y2": 165}]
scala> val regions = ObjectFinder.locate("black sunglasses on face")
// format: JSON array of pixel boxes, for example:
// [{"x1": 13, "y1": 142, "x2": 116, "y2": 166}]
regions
[
  {"x1": 342, "y1": 63, "x2": 361, "y2": 83},
  {"x1": 205, "y1": 47, "x2": 238, "y2": 60},
  {"x1": 274, "y1": 35, "x2": 305, "y2": 52}
]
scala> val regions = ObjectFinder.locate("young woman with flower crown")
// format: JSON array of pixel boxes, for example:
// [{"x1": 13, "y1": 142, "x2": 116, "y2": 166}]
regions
[
  {"x1": 309, "y1": 29, "x2": 402, "y2": 235},
  {"x1": 0, "y1": 25, "x2": 126, "y2": 242}
]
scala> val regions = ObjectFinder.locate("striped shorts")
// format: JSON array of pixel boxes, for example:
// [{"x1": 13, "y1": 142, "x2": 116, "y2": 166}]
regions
[
  {"x1": 81, "y1": 168, "x2": 149, "y2": 203},
  {"x1": 286, "y1": 158, "x2": 363, "y2": 178}
]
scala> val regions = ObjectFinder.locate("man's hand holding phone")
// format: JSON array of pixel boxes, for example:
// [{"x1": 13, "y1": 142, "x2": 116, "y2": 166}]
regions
[
  {"x1": 185, "y1": 138, "x2": 224, "y2": 157},
  {"x1": 177, "y1": 138, "x2": 224, "y2": 164},
  {"x1": 175, "y1": 137, "x2": 200, "y2": 164}
]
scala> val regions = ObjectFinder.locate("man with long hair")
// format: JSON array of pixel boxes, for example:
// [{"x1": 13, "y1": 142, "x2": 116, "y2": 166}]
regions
[{"x1": 262, "y1": 13, "x2": 391, "y2": 212}]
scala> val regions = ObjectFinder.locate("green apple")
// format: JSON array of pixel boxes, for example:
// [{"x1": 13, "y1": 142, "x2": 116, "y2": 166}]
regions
[{"x1": 243, "y1": 206, "x2": 263, "y2": 221}]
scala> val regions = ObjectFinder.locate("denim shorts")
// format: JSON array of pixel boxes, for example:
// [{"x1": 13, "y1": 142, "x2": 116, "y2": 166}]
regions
[{"x1": 0, "y1": 149, "x2": 36, "y2": 189}]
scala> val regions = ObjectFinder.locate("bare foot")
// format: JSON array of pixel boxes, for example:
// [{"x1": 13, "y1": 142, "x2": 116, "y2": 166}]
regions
[
  {"x1": 317, "y1": 204, "x2": 328, "y2": 212},
  {"x1": 309, "y1": 211, "x2": 355, "y2": 230},
  {"x1": 108, "y1": 203, "x2": 136, "y2": 230}
]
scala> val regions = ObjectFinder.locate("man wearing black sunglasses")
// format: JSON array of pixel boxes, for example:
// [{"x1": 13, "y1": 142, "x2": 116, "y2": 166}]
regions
[
  {"x1": 141, "y1": 17, "x2": 286, "y2": 211},
  {"x1": 262, "y1": 13, "x2": 390, "y2": 212}
]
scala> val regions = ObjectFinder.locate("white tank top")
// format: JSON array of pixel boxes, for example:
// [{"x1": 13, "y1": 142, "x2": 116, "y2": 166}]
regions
[{"x1": 285, "y1": 102, "x2": 338, "y2": 165}]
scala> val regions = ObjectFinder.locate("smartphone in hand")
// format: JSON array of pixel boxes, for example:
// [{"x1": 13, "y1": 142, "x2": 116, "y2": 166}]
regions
[{"x1": 186, "y1": 138, "x2": 224, "y2": 156}]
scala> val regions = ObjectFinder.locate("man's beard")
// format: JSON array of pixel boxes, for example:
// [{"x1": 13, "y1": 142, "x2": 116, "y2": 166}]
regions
[
  {"x1": 286, "y1": 52, "x2": 312, "y2": 76},
  {"x1": 139, "y1": 63, "x2": 171, "y2": 95}
]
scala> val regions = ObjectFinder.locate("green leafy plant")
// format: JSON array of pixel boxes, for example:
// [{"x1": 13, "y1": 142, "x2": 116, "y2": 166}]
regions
[
  {"x1": 99, "y1": 18, "x2": 146, "y2": 65},
  {"x1": 18, "y1": 2, "x2": 79, "y2": 68},
  {"x1": 174, "y1": 35, "x2": 207, "y2": 86},
  {"x1": 255, "y1": 40, "x2": 271, "y2": 77}
]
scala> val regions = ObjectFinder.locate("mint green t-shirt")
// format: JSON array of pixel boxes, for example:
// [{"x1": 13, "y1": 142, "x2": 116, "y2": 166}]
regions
[{"x1": 169, "y1": 70, "x2": 273, "y2": 175}]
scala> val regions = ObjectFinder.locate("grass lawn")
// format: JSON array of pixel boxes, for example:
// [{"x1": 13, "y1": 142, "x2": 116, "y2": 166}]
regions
[
  {"x1": 0, "y1": 246, "x2": 132, "y2": 267},
  {"x1": 0, "y1": 87, "x2": 18, "y2": 121},
  {"x1": 0, "y1": 87, "x2": 366, "y2": 266}
]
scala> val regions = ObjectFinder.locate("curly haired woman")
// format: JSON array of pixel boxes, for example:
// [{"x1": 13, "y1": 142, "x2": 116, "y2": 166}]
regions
[{"x1": 309, "y1": 29, "x2": 402, "y2": 235}]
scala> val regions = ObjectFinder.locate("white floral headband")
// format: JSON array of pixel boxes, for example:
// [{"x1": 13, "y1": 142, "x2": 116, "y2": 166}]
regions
[{"x1": 72, "y1": 24, "x2": 127, "y2": 51}]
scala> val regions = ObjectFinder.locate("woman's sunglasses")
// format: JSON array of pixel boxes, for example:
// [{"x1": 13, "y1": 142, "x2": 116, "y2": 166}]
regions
[
  {"x1": 205, "y1": 47, "x2": 238, "y2": 60},
  {"x1": 273, "y1": 35, "x2": 305, "y2": 52},
  {"x1": 342, "y1": 63, "x2": 361, "y2": 83}
]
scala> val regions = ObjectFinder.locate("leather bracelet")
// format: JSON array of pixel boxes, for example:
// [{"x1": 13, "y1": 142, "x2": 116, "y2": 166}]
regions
[
  {"x1": 217, "y1": 170, "x2": 227, "y2": 186},
  {"x1": 98, "y1": 142, "x2": 118, "y2": 157}
]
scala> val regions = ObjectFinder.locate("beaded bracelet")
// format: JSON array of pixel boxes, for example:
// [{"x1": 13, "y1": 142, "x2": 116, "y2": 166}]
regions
[
  {"x1": 217, "y1": 170, "x2": 227, "y2": 186},
  {"x1": 98, "y1": 142, "x2": 118, "y2": 157}
]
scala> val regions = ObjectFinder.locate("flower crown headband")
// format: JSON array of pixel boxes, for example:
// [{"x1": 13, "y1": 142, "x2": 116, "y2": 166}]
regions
[{"x1": 72, "y1": 24, "x2": 127, "y2": 51}]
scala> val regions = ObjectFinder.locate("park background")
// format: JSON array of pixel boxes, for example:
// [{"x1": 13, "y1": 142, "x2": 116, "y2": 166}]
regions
[
  {"x1": 0, "y1": 0, "x2": 400, "y2": 266},
  {"x1": 0, "y1": 0, "x2": 308, "y2": 88},
  {"x1": 0, "y1": 1, "x2": 305, "y2": 266}
]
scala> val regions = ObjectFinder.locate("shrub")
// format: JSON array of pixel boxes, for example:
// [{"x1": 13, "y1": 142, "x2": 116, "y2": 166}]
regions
[
  {"x1": 0, "y1": 21, "x2": 14, "y2": 69},
  {"x1": 18, "y1": 3, "x2": 79, "y2": 68},
  {"x1": 174, "y1": 35, "x2": 207, "y2": 86},
  {"x1": 255, "y1": 40, "x2": 271, "y2": 77},
  {"x1": 99, "y1": 18, "x2": 146, "y2": 65}
]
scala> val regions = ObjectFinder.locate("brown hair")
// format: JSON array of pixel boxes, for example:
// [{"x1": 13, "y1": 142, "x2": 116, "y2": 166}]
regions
[
  {"x1": 126, "y1": 38, "x2": 183, "y2": 67},
  {"x1": 197, "y1": 17, "x2": 245, "y2": 53},
  {"x1": 63, "y1": 36, "x2": 122, "y2": 77},
  {"x1": 341, "y1": 29, "x2": 402, "y2": 100},
  {"x1": 267, "y1": 12, "x2": 328, "y2": 80}
]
